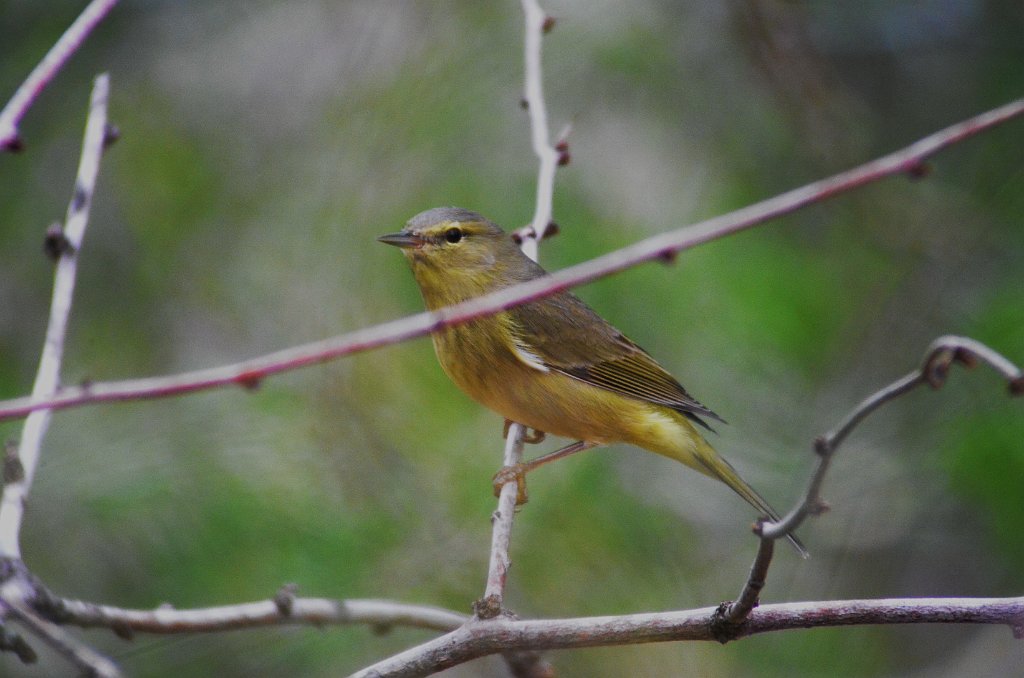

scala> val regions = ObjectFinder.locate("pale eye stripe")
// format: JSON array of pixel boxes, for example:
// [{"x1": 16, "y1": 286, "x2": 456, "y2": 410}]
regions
[{"x1": 512, "y1": 337, "x2": 550, "y2": 373}]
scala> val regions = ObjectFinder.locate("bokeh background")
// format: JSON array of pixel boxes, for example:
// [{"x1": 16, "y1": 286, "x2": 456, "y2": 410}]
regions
[{"x1": 1, "y1": 1, "x2": 1023, "y2": 676}]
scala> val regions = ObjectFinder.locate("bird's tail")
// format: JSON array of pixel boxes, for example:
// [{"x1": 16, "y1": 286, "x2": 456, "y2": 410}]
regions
[{"x1": 692, "y1": 437, "x2": 809, "y2": 558}]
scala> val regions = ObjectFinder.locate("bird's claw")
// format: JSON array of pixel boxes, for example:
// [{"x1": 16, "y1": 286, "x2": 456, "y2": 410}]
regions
[
  {"x1": 502, "y1": 420, "x2": 546, "y2": 444},
  {"x1": 523, "y1": 429, "x2": 546, "y2": 444},
  {"x1": 492, "y1": 463, "x2": 529, "y2": 505}
]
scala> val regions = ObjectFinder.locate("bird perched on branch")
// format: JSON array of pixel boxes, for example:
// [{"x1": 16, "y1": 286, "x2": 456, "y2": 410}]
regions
[{"x1": 379, "y1": 207, "x2": 805, "y2": 555}]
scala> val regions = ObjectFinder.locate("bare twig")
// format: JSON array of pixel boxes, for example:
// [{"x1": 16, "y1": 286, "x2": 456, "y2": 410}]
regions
[
  {"x1": 476, "y1": 0, "x2": 563, "y2": 624},
  {"x1": 760, "y1": 335, "x2": 1023, "y2": 543},
  {"x1": 477, "y1": 425, "x2": 527, "y2": 619},
  {"x1": 0, "y1": 101, "x2": 1020, "y2": 424},
  {"x1": 714, "y1": 537, "x2": 774, "y2": 631},
  {"x1": 467, "y1": 12, "x2": 564, "y2": 678},
  {"x1": 516, "y1": 0, "x2": 562, "y2": 257},
  {"x1": 0, "y1": 0, "x2": 119, "y2": 151},
  {"x1": 707, "y1": 335, "x2": 1023, "y2": 632},
  {"x1": 353, "y1": 596, "x2": 1024, "y2": 676},
  {"x1": 0, "y1": 74, "x2": 110, "y2": 559},
  {"x1": 1, "y1": 573, "x2": 120, "y2": 677},
  {"x1": 51, "y1": 595, "x2": 466, "y2": 635}
]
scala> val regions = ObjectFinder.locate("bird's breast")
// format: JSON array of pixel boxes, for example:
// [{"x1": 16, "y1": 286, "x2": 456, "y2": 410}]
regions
[{"x1": 430, "y1": 317, "x2": 684, "y2": 447}]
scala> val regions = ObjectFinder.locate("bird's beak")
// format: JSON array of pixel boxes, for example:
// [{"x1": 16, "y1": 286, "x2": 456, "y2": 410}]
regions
[{"x1": 377, "y1": 232, "x2": 422, "y2": 249}]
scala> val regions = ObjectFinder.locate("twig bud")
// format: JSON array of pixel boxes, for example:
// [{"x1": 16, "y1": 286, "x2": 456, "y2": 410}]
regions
[
  {"x1": 102, "y1": 123, "x2": 120, "y2": 149},
  {"x1": 657, "y1": 249, "x2": 678, "y2": 264},
  {"x1": 274, "y1": 583, "x2": 299, "y2": 616},
  {"x1": 1, "y1": 136, "x2": 25, "y2": 153},
  {"x1": 556, "y1": 139, "x2": 571, "y2": 166},
  {"x1": 540, "y1": 222, "x2": 559, "y2": 240},
  {"x1": 43, "y1": 223, "x2": 74, "y2": 261},
  {"x1": 235, "y1": 371, "x2": 263, "y2": 391},
  {"x1": 905, "y1": 161, "x2": 931, "y2": 179},
  {"x1": 1009, "y1": 376, "x2": 1024, "y2": 396},
  {"x1": 4, "y1": 440, "x2": 24, "y2": 484},
  {"x1": 472, "y1": 594, "x2": 504, "y2": 620}
]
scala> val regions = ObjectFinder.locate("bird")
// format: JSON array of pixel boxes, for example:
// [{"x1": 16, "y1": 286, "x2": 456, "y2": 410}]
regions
[{"x1": 379, "y1": 206, "x2": 805, "y2": 555}]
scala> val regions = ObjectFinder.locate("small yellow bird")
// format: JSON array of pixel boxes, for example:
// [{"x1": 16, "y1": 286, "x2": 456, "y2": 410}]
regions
[{"x1": 380, "y1": 207, "x2": 805, "y2": 554}]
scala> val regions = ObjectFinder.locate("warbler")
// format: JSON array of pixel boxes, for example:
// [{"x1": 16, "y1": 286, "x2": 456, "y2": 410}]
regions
[{"x1": 380, "y1": 207, "x2": 805, "y2": 555}]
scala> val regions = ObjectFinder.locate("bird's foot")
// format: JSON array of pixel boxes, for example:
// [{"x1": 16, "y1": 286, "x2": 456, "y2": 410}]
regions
[
  {"x1": 523, "y1": 429, "x2": 546, "y2": 444},
  {"x1": 492, "y1": 463, "x2": 529, "y2": 506},
  {"x1": 502, "y1": 420, "x2": 546, "y2": 444}
]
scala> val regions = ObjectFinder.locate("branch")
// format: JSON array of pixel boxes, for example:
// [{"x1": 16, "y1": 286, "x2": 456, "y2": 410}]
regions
[
  {"x1": 477, "y1": 424, "x2": 527, "y2": 619},
  {"x1": 1, "y1": 561, "x2": 120, "y2": 677},
  {"x1": 760, "y1": 335, "x2": 1024, "y2": 542},
  {"x1": 0, "y1": 0, "x2": 119, "y2": 151},
  {"x1": 0, "y1": 73, "x2": 111, "y2": 559},
  {"x1": 353, "y1": 596, "x2": 1024, "y2": 677},
  {"x1": 711, "y1": 336, "x2": 1024, "y2": 631},
  {"x1": 50, "y1": 594, "x2": 466, "y2": 636},
  {"x1": 516, "y1": 0, "x2": 562, "y2": 258},
  {"x1": 476, "y1": 0, "x2": 564, "y2": 624},
  {"x1": 469, "y1": 16, "x2": 563, "y2": 678},
  {"x1": 0, "y1": 100, "x2": 1019, "y2": 423},
  {"x1": 714, "y1": 537, "x2": 774, "y2": 630}
]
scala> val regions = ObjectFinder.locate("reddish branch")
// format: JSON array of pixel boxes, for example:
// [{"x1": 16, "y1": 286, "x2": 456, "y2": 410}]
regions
[
  {"x1": 0, "y1": 0, "x2": 119, "y2": 151},
  {"x1": 0, "y1": 98, "x2": 1021, "y2": 424}
]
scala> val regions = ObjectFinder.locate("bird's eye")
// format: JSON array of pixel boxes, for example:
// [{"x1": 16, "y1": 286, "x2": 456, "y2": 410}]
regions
[{"x1": 444, "y1": 227, "x2": 463, "y2": 244}]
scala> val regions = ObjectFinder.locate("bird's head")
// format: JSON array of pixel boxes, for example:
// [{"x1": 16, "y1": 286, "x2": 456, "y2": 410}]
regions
[{"x1": 379, "y1": 207, "x2": 536, "y2": 307}]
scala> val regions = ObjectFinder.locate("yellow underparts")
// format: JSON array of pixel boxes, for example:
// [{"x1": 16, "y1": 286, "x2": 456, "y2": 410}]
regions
[{"x1": 432, "y1": 318, "x2": 714, "y2": 477}]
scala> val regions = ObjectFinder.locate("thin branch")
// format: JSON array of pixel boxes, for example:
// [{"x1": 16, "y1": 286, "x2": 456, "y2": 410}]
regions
[
  {"x1": 0, "y1": 100, "x2": 1021, "y2": 424},
  {"x1": 0, "y1": 0, "x2": 119, "y2": 151},
  {"x1": 715, "y1": 537, "x2": 774, "y2": 630},
  {"x1": 468, "y1": 11, "x2": 565, "y2": 678},
  {"x1": 352, "y1": 596, "x2": 1024, "y2": 677},
  {"x1": 52, "y1": 595, "x2": 466, "y2": 635},
  {"x1": 714, "y1": 334, "x2": 1024, "y2": 631},
  {"x1": 2, "y1": 575, "x2": 120, "y2": 678},
  {"x1": 0, "y1": 73, "x2": 110, "y2": 559},
  {"x1": 477, "y1": 425, "x2": 527, "y2": 619},
  {"x1": 760, "y1": 335, "x2": 1023, "y2": 543},
  {"x1": 517, "y1": 0, "x2": 561, "y2": 257},
  {"x1": 476, "y1": 0, "x2": 562, "y2": 624}
]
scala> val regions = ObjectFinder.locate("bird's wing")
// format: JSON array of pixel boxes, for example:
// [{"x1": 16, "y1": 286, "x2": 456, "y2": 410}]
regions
[{"x1": 507, "y1": 292, "x2": 724, "y2": 429}]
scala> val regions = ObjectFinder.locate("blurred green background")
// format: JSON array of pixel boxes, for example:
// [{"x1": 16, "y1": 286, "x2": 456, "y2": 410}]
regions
[{"x1": 1, "y1": 1, "x2": 1022, "y2": 676}]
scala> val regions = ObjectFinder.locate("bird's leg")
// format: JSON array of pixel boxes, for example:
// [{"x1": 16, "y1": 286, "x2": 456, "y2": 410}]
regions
[
  {"x1": 503, "y1": 419, "x2": 546, "y2": 444},
  {"x1": 492, "y1": 440, "x2": 598, "y2": 505}
]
